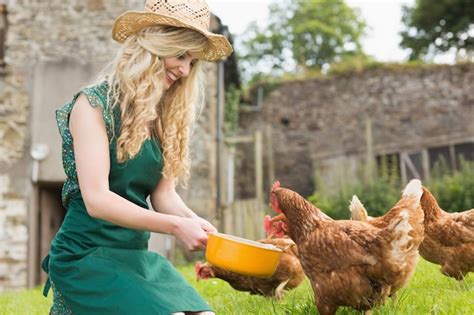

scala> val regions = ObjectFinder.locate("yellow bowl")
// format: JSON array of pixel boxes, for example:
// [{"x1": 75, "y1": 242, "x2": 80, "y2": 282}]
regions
[{"x1": 205, "y1": 232, "x2": 283, "y2": 277}]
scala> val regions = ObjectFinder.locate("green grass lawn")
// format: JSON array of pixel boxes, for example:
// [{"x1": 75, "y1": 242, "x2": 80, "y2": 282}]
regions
[{"x1": 1, "y1": 259, "x2": 472, "y2": 314}]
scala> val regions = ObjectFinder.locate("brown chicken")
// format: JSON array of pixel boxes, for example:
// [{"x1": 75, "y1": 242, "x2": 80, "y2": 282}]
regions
[
  {"x1": 351, "y1": 187, "x2": 474, "y2": 280},
  {"x1": 349, "y1": 194, "x2": 422, "y2": 294},
  {"x1": 418, "y1": 187, "x2": 474, "y2": 279},
  {"x1": 270, "y1": 180, "x2": 424, "y2": 315},
  {"x1": 195, "y1": 237, "x2": 305, "y2": 299},
  {"x1": 264, "y1": 214, "x2": 289, "y2": 238}
]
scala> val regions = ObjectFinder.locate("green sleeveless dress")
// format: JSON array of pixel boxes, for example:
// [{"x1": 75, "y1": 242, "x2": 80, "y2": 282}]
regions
[{"x1": 42, "y1": 82, "x2": 212, "y2": 314}]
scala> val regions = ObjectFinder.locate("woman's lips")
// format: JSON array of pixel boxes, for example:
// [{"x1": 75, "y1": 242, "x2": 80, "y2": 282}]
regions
[{"x1": 166, "y1": 71, "x2": 178, "y2": 86}]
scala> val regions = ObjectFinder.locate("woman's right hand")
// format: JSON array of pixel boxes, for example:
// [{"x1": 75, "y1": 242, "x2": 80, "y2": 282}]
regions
[{"x1": 172, "y1": 217, "x2": 210, "y2": 251}]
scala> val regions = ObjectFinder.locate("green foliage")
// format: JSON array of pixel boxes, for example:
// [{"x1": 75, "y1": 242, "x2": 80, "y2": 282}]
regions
[
  {"x1": 327, "y1": 54, "x2": 381, "y2": 75},
  {"x1": 309, "y1": 159, "x2": 474, "y2": 219},
  {"x1": 244, "y1": 61, "x2": 466, "y2": 96},
  {"x1": 427, "y1": 158, "x2": 474, "y2": 211},
  {"x1": 400, "y1": 0, "x2": 474, "y2": 60},
  {"x1": 309, "y1": 176, "x2": 400, "y2": 220},
  {"x1": 3, "y1": 260, "x2": 473, "y2": 314},
  {"x1": 224, "y1": 84, "x2": 241, "y2": 135},
  {"x1": 239, "y1": 0, "x2": 366, "y2": 82},
  {"x1": 310, "y1": 154, "x2": 402, "y2": 219}
]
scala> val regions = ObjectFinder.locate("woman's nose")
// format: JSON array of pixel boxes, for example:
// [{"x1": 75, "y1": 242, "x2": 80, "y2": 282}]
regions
[{"x1": 178, "y1": 61, "x2": 191, "y2": 78}]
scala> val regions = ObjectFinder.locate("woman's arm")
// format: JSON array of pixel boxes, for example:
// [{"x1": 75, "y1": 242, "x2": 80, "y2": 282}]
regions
[
  {"x1": 69, "y1": 94, "x2": 209, "y2": 250},
  {"x1": 150, "y1": 175, "x2": 217, "y2": 233}
]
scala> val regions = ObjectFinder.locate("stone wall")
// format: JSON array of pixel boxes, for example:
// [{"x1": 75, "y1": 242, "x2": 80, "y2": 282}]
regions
[
  {"x1": 1, "y1": 0, "x2": 145, "y2": 292},
  {"x1": 0, "y1": 70, "x2": 30, "y2": 291},
  {"x1": 0, "y1": 175, "x2": 28, "y2": 291},
  {"x1": 6, "y1": 0, "x2": 142, "y2": 67},
  {"x1": 0, "y1": 0, "x2": 225, "y2": 290},
  {"x1": 238, "y1": 64, "x2": 474, "y2": 197}
]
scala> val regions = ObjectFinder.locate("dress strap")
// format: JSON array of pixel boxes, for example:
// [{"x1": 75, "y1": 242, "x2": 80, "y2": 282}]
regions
[
  {"x1": 41, "y1": 254, "x2": 51, "y2": 296},
  {"x1": 43, "y1": 278, "x2": 51, "y2": 297}
]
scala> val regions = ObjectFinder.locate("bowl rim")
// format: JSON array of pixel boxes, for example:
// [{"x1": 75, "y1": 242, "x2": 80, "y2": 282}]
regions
[{"x1": 208, "y1": 232, "x2": 282, "y2": 253}]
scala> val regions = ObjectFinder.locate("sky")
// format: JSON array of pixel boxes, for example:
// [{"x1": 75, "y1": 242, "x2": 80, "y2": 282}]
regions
[{"x1": 208, "y1": 0, "x2": 455, "y2": 64}]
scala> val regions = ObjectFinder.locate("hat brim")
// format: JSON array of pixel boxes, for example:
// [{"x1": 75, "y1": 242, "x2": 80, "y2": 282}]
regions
[{"x1": 112, "y1": 11, "x2": 233, "y2": 61}]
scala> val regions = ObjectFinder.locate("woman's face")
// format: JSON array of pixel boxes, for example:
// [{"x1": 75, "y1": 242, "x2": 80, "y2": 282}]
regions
[{"x1": 162, "y1": 51, "x2": 199, "y2": 90}]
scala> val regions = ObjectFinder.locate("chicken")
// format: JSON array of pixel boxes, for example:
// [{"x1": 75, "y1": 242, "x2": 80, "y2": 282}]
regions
[
  {"x1": 264, "y1": 214, "x2": 288, "y2": 238},
  {"x1": 195, "y1": 237, "x2": 305, "y2": 300},
  {"x1": 418, "y1": 186, "x2": 474, "y2": 279},
  {"x1": 350, "y1": 187, "x2": 474, "y2": 280},
  {"x1": 264, "y1": 208, "x2": 330, "y2": 239},
  {"x1": 348, "y1": 194, "x2": 422, "y2": 294},
  {"x1": 270, "y1": 180, "x2": 424, "y2": 315}
]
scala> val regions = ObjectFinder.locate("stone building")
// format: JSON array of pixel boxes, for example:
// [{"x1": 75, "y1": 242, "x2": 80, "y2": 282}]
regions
[
  {"x1": 238, "y1": 64, "x2": 474, "y2": 197},
  {"x1": 0, "y1": 0, "x2": 237, "y2": 291}
]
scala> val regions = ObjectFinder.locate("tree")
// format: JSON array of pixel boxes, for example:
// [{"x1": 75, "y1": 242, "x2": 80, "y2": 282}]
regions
[
  {"x1": 238, "y1": 0, "x2": 366, "y2": 82},
  {"x1": 400, "y1": 0, "x2": 474, "y2": 60}
]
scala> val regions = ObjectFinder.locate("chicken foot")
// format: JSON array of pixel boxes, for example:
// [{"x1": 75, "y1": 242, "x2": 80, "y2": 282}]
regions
[{"x1": 274, "y1": 278, "x2": 290, "y2": 300}]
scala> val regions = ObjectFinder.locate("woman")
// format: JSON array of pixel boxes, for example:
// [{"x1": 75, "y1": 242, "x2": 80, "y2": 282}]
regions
[{"x1": 41, "y1": 0, "x2": 233, "y2": 313}]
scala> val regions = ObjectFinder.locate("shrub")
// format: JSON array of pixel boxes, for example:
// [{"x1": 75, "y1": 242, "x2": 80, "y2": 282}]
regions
[
  {"x1": 308, "y1": 159, "x2": 474, "y2": 218},
  {"x1": 427, "y1": 158, "x2": 474, "y2": 211}
]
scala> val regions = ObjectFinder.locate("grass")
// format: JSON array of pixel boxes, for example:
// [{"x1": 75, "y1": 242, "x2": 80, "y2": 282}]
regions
[
  {"x1": 1, "y1": 259, "x2": 472, "y2": 314},
  {"x1": 0, "y1": 286, "x2": 51, "y2": 315}
]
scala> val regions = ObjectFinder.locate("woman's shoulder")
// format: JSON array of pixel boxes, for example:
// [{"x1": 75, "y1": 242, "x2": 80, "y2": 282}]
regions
[
  {"x1": 80, "y1": 80, "x2": 110, "y2": 110},
  {"x1": 56, "y1": 80, "x2": 114, "y2": 140},
  {"x1": 57, "y1": 80, "x2": 110, "y2": 112}
]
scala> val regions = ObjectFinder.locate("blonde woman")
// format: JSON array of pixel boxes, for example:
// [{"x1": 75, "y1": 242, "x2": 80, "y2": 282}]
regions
[{"x1": 41, "y1": 0, "x2": 232, "y2": 313}]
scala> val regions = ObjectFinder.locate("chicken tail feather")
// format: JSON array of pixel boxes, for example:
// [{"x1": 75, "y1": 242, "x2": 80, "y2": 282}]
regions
[
  {"x1": 402, "y1": 179, "x2": 423, "y2": 200},
  {"x1": 349, "y1": 195, "x2": 369, "y2": 221}
]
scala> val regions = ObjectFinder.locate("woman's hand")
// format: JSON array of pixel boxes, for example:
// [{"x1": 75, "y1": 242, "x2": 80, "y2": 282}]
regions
[
  {"x1": 194, "y1": 217, "x2": 217, "y2": 234},
  {"x1": 172, "y1": 217, "x2": 215, "y2": 251}
]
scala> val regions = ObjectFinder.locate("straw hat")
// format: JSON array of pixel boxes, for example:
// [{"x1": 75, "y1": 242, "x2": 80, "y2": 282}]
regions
[{"x1": 112, "y1": 0, "x2": 233, "y2": 61}]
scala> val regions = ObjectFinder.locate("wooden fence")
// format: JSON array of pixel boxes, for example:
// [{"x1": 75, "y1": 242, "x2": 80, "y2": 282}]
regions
[
  {"x1": 216, "y1": 129, "x2": 272, "y2": 240},
  {"x1": 222, "y1": 198, "x2": 268, "y2": 241}
]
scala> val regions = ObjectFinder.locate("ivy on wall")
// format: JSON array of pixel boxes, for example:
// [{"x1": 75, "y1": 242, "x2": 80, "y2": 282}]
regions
[{"x1": 224, "y1": 85, "x2": 241, "y2": 136}]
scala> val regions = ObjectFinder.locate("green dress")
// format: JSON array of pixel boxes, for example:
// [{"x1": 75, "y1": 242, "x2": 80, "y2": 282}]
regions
[{"x1": 42, "y1": 81, "x2": 212, "y2": 314}]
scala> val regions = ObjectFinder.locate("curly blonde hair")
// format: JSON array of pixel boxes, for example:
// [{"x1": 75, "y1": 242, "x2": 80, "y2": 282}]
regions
[{"x1": 100, "y1": 25, "x2": 208, "y2": 186}]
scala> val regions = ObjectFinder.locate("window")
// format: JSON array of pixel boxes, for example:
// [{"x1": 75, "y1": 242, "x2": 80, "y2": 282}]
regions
[
  {"x1": 395, "y1": 141, "x2": 472, "y2": 182},
  {"x1": 454, "y1": 142, "x2": 474, "y2": 166},
  {"x1": 429, "y1": 145, "x2": 452, "y2": 169},
  {"x1": 376, "y1": 153, "x2": 400, "y2": 180},
  {"x1": 407, "y1": 152, "x2": 424, "y2": 179}
]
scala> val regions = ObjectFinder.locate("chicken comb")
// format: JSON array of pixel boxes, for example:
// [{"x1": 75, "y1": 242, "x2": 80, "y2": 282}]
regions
[
  {"x1": 271, "y1": 181, "x2": 281, "y2": 191},
  {"x1": 263, "y1": 215, "x2": 272, "y2": 233},
  {"x1": 194, "y1": 261, "x2": 202, "y2": 274}
]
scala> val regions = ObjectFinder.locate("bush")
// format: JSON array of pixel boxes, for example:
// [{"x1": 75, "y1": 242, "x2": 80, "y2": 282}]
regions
[
  {"x1": 309, "y1": 177, "x2": 399, "y2": 219},
  {"x1": 308, "y1": 160, "x2": 474, "y2": 218},
  {"x1": 427, "y1": 159, "x2": 474, "y2": 212}
]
